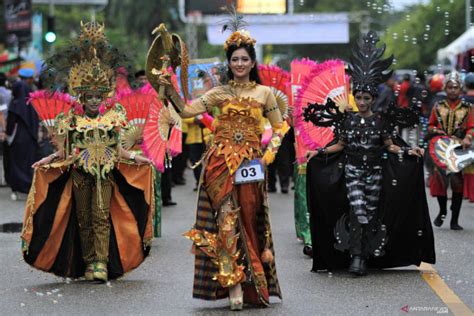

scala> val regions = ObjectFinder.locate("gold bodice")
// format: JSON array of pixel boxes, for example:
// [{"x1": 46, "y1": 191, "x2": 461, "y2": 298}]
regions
[
  {"x1": 56, "y1": 104, "x2": 128, "y2": 178},
  {"x1": 213, "y1": 97, "x2": 265, "y2": 174}
]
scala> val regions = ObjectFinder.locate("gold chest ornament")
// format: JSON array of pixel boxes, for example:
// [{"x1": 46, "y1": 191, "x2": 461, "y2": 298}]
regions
[
  {"x1": 64, "y1": 105, "x2": 128, "y2": 178},
  {"x1": 436, "y1": 101, "x2": 469, "y2": 136},
  {"x1": 213, "y1": 98, "x2": 264, "y2": 174}
]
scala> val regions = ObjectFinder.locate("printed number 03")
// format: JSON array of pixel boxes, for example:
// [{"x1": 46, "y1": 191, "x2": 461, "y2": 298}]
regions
[{"x1": 241, "y1": 167, "x2": 257, "y2": 178}]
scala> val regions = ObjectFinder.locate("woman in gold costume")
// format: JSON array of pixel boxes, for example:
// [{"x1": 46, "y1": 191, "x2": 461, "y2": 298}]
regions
[
  {"x1": 22, "y1": 22, "x2": 153, "y2": 283},
  {"x1": 149, "y1": 20, "x2": 286, "y2": 310}
]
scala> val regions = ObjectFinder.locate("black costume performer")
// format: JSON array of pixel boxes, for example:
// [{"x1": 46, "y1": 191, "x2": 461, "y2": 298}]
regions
[{"x1": 305, "y1": 31, "x2": 435, "y2": 276}]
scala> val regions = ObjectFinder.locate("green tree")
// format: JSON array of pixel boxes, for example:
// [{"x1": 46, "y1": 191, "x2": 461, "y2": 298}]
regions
[
  {"x1": 104, "y1": 0, "x2": 184, "y2": 68},
  {"x1": 32, "y1": 1, "x2": 184, "y2": 69},
  {"x1": 383, "y1": 0, "x2": 468, "y2": 71}
]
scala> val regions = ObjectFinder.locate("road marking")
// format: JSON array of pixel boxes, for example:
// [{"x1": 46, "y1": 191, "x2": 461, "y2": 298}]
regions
[{"x1": 418, "y1": 263, "x2": 473, "y2": 316}]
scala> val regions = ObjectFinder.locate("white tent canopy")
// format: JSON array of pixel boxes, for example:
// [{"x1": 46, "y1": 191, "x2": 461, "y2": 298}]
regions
[{"x1": 437, "y1": 27, "x2": 474, "y2": 66}]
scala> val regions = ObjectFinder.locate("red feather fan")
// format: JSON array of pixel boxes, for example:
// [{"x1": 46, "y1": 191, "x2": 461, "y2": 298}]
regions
[
  {"x1": 297, "y1": 59, "x2": 348, "y2": 110},
  {"x1": 116, "y1": 90, "x2": 153, "y2": 150},
  {"x1": 119, "y1": 92, "x2": 152, "y2": 126},
  {"x1": 28, "y1": 90, "x2": 77, "y2": 129},
  {"x1": 259, "y1": 64, "x2": 291, "y2": 118},
  {"x1": 140, "y1": 83, "x2": 182, "y2": 172},
  {"x1": 258, "y1": 64, "x2": 290, "y2": 93},
  {"x1": 290, "y1": 58, "x2": 318, "y2": 106},
  {"x1": 294, "y1": 59, "x2": 348, "y2": 151}
]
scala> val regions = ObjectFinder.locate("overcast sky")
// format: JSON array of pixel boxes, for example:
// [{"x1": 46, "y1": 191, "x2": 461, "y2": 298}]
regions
[{"x1": 391, "y1": 0, "x2": 430, "y2": 10}]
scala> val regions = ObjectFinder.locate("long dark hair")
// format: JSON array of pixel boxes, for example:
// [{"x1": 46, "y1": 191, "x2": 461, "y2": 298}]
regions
[{"x1": 225, "y1": 44, "x2": 261, "y2": 84}]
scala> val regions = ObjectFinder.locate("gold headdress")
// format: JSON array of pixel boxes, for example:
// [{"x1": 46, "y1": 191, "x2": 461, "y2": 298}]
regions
[
  {"x1": 224, "y1": 30, "x2": 256, "y2": 51},
  {"x1": 68, "y1": 49, "x2": 115, "y2": 96},
  {"x1": 42, "y1": 21, "x2": 131, "y2": 96},
  {"x1": 68, "y1": 22, "x2": 114, "y2": 97},
  {"x1": 221, "y1": 7, "x2": 256, "y2": 51},
  {"x1": 79, "y1": 20, "x2": 106, "y2": 47}
]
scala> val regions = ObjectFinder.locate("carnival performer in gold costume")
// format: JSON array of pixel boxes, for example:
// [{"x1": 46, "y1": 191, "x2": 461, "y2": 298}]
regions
[
  {"x1": 147, "y1": 17, "x2": 285, "y2": 310},
  {"x1": 22, "y1": 21, "x2": 153, "y2": 282}
]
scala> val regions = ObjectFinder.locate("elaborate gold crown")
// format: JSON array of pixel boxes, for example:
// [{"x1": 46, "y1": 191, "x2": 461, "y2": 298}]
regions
[
  {"x1": 68, "y1": 48, "x2": 114, "y2": 96},
  {"x1": 79, "y1": 21, "x2": 106, "y2": 46},
  {"x1": 224, "y1": 30, "x2": 256, "y2": 51},
  {"x1": 67, "y1": 21, "x2": 115, "y2": 97}
]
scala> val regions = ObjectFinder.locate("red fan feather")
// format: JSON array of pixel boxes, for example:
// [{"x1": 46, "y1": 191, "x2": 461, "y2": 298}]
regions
[
  {"x1": 138, "y1": 82, "x2": 182, "y2": 156},
  {"x1": 28, "y1": 90, "x2": 77, "y2": 129},
  {"x1": 258, "y1": 64, "x2": 291, "y2": 118},
  {"x1": 167, "y1": 106, "x2": 182, "y2": 157},
  {"x1": 290, "y1": 58, "x2": 318, "y2": 106},
  {"x1": 294, "y1": 59, "x2": 348, "y2": 150},
  {"x1": 297, "y1": 59, "x2": 348, "y2": 110},
  {"x1": 258, "y1": 64, "x2": 290, "y2": 93},
  {"x1": 141, "y1": 90, "x2": 182, "y2": 172},
  {"x1": 118, "y1": 91, "x2": 152, "y2": 126},
  {"x1": 116, "y1": 90, "x2": 154, "y2": 150}
]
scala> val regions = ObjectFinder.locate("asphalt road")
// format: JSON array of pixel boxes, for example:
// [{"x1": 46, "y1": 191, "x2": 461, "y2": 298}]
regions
[{"x1": 0, "y1": 169, "x2": 472, "y2": 315}]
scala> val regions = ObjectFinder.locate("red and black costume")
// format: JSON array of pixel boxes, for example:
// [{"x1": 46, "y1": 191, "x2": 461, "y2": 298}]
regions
[{"x1": 428, "y1": 91, "x2": 474, "y2": 229}]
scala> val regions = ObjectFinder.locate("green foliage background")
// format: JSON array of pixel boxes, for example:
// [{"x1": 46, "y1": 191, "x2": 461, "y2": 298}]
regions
[{"x1": 383, "y1": 0, "x2": 467, "y2": 71}]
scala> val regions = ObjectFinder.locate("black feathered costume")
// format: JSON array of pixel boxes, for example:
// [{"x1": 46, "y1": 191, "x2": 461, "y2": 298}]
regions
[{"x1": 304, "y1": 31, "x2": 435, "y2": 271}]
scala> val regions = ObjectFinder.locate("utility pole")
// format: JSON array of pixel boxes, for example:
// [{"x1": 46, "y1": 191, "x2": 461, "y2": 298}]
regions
[
  {"x1": 467, "y1": 0, "x2": 472, "y2": 30},
  {"x1": 48, "y1": 0, "x2": 55, "y2": 54},
  {"x1": 288, "y1": 0, "x2": 294, "y2": 15},
  {"x1": 185, "y1": 12, "x2": 200, "y2": 59}
]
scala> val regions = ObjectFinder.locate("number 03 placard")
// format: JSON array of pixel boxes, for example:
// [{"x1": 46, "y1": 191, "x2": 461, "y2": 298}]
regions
[{"x1": 234, "y1": 159, "x2": 265, "y2": 184}]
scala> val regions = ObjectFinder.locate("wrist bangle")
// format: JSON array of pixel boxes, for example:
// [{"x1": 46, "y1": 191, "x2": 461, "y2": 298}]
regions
[
  {"x1": 50, "y1": 153, "x2": 58, "y2": 161},
  {"x1": 130, "y1": 152, "x2": 136, "y2": 161}
]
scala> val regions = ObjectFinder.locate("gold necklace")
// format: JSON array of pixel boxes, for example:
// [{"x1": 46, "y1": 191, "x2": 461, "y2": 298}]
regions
[{"x1": 228, "y1": 80, "x2": 257, "y2": 89}]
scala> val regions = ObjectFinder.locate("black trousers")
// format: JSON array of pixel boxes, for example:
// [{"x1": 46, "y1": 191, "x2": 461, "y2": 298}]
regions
[
  {"x1": 188, "y1": 143, "x2": 205, "y2": 184},
  {"x1": 268, "y1": 131, "x2": 295, "y2": 190},
  {"x1": 172, "y1": 133, "x2": 188, "y2": 183},
  {"x1": 161, "y1": 167, "x2": 173, "y2": 203},
  {"x1": 2, "y1": 141, "x2": 9, "y2": 185}
]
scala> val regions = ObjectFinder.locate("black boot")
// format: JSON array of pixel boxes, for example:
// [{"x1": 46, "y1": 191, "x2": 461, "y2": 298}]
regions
[
  {"x1": 450, "y1": 192, "x2": 464, "y2": 230},
  {"x1": 348, "y1": 255, "x2": 367, "y2": 276},
  {"x1": 303, "y1": 245, "x2": 313, "y2": 258},
  {"x1": 433, "y1": 196, "x2": 448, "y2": 227}
]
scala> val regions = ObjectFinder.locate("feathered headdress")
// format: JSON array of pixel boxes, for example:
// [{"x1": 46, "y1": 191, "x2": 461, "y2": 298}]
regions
[
  {"x1": 42, "y1": 21, "x2": 132, "y2": 97},
  {"x1": 221, "y1": 7, "x2": 256, "y2": 51},
  {"x1": 349, "y1": 31, "x2": 393, "y2": 96}
]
